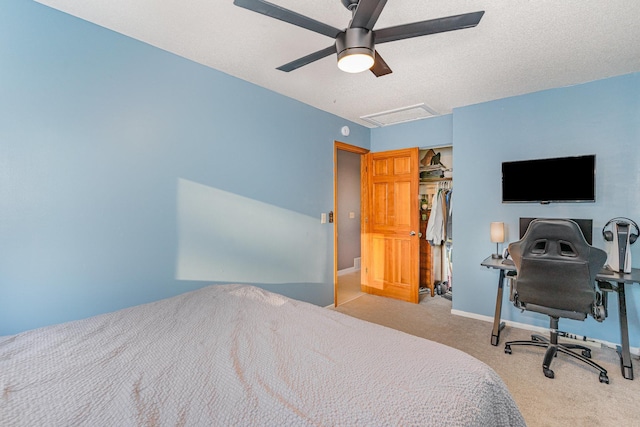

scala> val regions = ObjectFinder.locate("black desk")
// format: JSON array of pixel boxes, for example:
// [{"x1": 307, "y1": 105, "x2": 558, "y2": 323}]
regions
[{"x1": 481, "y1": 256, "x2": 640, "y2": 380}]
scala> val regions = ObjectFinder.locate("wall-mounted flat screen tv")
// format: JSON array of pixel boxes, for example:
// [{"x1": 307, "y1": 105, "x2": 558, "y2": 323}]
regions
[{"x1": 502, "y1": 154, "x2": 596, "y2": 203}]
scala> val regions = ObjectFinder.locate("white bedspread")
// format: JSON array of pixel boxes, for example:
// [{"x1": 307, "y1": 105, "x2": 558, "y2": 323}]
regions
[{"x1": 1, "y1": 284, "x2": 524, "y2": 426}]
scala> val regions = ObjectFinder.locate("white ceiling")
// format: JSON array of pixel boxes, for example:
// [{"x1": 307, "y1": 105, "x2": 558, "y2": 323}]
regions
[{"x1": 35, "y1": 0, "x2": 640, "y2": 128}]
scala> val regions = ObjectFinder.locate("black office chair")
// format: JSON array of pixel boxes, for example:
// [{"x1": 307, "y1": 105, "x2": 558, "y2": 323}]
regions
[{"x1": 504, "y1": 219, "x2": 609, "y2": 383}]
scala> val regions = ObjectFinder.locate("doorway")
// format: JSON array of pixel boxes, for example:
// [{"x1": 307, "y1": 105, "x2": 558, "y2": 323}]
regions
[{"x1": 334, "y1": 141, "x2": 369, "y2": 306}]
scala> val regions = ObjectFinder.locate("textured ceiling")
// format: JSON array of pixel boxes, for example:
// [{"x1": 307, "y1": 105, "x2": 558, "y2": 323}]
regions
[{"x1": 35, "y1": 0, "x2": 640, "y2": 128}]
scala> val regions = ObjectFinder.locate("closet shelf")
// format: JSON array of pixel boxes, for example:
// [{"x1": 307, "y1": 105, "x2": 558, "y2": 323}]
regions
[{"x1": 420, "y1": 177, "x2": 452, "y2": 183}]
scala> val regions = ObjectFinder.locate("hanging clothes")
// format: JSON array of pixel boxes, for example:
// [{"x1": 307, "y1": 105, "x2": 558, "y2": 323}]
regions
[
  {"x1": 426, "y1": 187, "x2": 452, "y2": 246},
  {"x1": 426, "y1": 189, "x2": 446, "y2": 246},
  {"x1": 445, "y1": 189, "x2": 453, "y2": 240}
]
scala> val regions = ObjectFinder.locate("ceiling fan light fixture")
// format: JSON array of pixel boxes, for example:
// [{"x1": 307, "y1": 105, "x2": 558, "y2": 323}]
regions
[
  {"x1": 336, "y1": 28, "x2": 375, "y2": 73},
  {"x1": 337, "y1": 49, "x2": 374, "y2": 73},
  {"x1": 234, "y1": 0, "x2": 485, "y2": 77}
]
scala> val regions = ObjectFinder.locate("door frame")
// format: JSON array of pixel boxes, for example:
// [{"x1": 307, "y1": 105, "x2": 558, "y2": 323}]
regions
[{"x1": 334, "y1": 141, "x2": 369, "y2": 307}]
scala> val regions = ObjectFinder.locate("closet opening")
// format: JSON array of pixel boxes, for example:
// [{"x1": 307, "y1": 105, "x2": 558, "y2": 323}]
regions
[{"x1": 419, "y1": 146, "x2": 453, "y2": 301}]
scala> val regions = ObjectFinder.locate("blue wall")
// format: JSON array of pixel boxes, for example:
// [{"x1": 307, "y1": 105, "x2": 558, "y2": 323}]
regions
[
  {"x1": 372, "y1": 72, "x2": 640, "y2": 348},
  {"x1": 0, "y1": 0, "x2": 369, "y2": 335}
]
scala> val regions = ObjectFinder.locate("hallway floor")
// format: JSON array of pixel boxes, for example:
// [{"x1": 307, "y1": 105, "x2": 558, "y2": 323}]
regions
[{"x1": 337, "y1": 270, "x2": 364, "y2": 306}]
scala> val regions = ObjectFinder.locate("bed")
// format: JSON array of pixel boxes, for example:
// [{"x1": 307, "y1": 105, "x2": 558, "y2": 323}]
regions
[{"x1": 1, "y1": 284, "x2": 524, "y2": 426}]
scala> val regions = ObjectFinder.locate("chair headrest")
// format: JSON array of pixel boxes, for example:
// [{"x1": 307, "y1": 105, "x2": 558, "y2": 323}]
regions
[
  {"x1": 524, "y1": 218, "x2": 587, "y2": 242},
  {"x1": 519, "y1": 219, "x2": 591, "y2": 258}
]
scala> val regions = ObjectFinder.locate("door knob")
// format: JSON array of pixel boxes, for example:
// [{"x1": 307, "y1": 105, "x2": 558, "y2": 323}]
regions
[{"x1": 410, "y1": 231, "x2": 416, "y2": 236}]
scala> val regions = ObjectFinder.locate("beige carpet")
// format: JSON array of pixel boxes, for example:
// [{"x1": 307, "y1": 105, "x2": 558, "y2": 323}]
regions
[{"x1": 332, "y1": 293, "x2": 640, "y2": 427}]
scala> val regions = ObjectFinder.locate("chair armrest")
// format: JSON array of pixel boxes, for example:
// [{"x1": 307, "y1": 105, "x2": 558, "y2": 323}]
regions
[
  {"x1": 594, "y1": 280, "x2": 611, "y2": 321},
  {"x1": 597, "y1": 280, "x2": 614, "y2": 292}
]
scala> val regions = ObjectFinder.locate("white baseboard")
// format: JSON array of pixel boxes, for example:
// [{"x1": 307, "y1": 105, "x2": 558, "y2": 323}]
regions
[
  {"x1": 451, "y1": 308, "x2": 640, "y2": 356},
  {"x1": 338, "y1": 267, "x2": 360, "y2": 276}
]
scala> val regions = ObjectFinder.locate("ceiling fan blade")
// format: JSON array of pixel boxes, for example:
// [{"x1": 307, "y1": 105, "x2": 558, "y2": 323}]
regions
[
  {"x1": 276, "y1": 45, "x2": 337, "y2": 72},
  {"x1": 350, "y1": 0, "x2": 388, "y2": 30},
  {"x1": 233, "y1": 0, "x2": 342, "y2": 39},
  {"x1": 374, "y1": 11, "x2": 485, "y2": 44},
  {"x1": 370, "y1": 51, "x2": 392, "y2": 77}
]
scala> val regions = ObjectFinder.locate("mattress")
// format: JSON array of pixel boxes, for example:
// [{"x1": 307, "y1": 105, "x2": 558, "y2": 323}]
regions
[{"x1": 0, "y1": 284, "x2": 524, "y2": 426}]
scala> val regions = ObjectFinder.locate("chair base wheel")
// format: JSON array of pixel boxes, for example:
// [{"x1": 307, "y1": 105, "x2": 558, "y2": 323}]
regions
[
  {"x1": 504, "y1": 345, "x2": 512, "y2": 354},
  {"x1": 582, "y1": 349, "x2": 591, "y2": 358},
  {"x1": 543, "y1": 368, "x2": 555, "y2": 379},
  {"x1": 599, "y1": 373, "x2": 609, "y2": 384}
]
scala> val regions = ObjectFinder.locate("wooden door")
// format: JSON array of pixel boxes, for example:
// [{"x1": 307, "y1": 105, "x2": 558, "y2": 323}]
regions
[{"x1": 361, "y1": 148, "x2": 420, "y2": 303}]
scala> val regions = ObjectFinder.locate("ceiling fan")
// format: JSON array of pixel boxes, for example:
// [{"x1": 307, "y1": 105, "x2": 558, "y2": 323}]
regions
[{"x1": 233, "y1": 0, "x2": 485, "y2": 76}]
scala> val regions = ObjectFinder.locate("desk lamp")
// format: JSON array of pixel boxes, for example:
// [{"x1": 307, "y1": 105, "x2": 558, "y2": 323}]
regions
[{"x1": 490, "y1": 222, "x2": 505, "y2": 259}]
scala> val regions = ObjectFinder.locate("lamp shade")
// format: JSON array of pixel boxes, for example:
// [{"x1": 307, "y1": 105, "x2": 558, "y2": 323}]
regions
[{"x1": 490, "y1": 222, "x2": 505, "y2": 243}]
